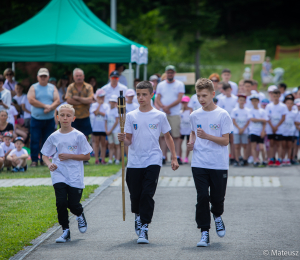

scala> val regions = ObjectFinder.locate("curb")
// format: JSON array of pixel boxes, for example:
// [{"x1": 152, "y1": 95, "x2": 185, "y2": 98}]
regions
[{"x1": 10, "y1": 169, "x2": 123, "y2": 260}]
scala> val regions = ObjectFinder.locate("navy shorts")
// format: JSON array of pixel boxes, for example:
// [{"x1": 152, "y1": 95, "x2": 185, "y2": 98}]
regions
[
  {"x1": 71, "y1": 117, "x2": 92, "y2": 136},
  {"x1": 282, "y1": 136, "x2": 295, "y2": 142}
]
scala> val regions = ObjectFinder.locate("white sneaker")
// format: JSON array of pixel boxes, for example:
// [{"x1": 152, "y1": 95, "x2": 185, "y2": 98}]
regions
[
  {"x1": 137, "y1": 224, "x2": 149, "y2": 244},
  {"x1": 56, "y1": 229, "x2": 71, "y2": 243},
  {"x1": 197, "y1": 231, "x2": 210, "y2": 247},
  {"x1": 76, "y1": 213, "x2": 87, "y2": 233},
  {"x1": 213, "y1": 214, "x2": 226, "y2": 237},
  {"x1": 135, "y1": 214, "x2": 142, "y2": 236},
  {"x1": 115, "y1": 160, "x2": 120, "y2": 165},
  {"x1": 248, "y1": 156, "x2": 254, "y2": 164},
  {"x1": 108, "y1": 160, "x2": 113, "y2": 165}
]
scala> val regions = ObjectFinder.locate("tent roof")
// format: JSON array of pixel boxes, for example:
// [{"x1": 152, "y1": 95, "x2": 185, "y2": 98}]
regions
[{"x1": 0, "y1": 0, "x2": 147, "y2": 64}]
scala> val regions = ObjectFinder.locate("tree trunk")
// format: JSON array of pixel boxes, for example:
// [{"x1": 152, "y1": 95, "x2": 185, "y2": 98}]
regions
[{"x1": 195, "y1": 30, "x2": 201, "y2": 79}]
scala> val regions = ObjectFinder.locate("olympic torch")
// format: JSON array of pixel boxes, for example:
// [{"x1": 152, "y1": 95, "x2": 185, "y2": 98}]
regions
[{"x1": 118, "y1": 90, "x2": 126, "y2": 221}]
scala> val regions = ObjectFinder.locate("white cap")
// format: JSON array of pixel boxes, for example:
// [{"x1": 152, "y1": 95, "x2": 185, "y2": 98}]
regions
[
  {"x1": 294, "y1": 98, "x2": 300, "y2": 105},
  {"x1": 293, "y1": 87, "x2": 298, "y2": 93},
  {"x1": 126, "y1": 89, "x2": 135, "y2": 96},
  {"x1": 109, "y1": 95, "x2": 118, "y2": 103},
  {"x1": 268, "y1": 85, "x2": 277, "y2": 92},
  {"x1": 37, "y1": 68, "x2": 49, "y2": 76},
  {"x1": 250, "y1": 94, "x2": 260, "y2": 100},
  {"x1": 149, "y1": 75, "x2": 158, "y2": 81}
]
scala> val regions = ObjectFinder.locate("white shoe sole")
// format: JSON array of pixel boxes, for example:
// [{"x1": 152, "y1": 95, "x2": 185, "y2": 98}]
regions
[
  {"x1": 137, "y1": 238, "x2": 149, "y2": 244},
  {"x1": 216, "y1": 230, "x2": 226, "y2": 238},
  {"x1": 79, "y1": 225, "x2": 87, "y2": 233},
  {"x1": 197, "y1": 242, "x2": 210, "y2": 247},
  {"x1": 56, "y1": 238, "x2": 71, "y2": 243}
]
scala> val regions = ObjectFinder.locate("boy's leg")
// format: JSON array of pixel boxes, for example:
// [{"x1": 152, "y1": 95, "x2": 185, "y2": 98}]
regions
[
  {"x1": 108, "y1": 142, "x2": 114, "y2": 161},
  {"x1": 259, "y1": 143, "x2": 266, "y2": 161},
  {"x1": 139, "y1": 165, "x2": 160, "y2": 224},
  {"x1": 251, "y1": 142, "x2": 258, "y2": 162},
  {"x1": 67, "y1": 185, "x2": 83, "y2": 217},
  {"x1": 53, "y1": 183, "x2": 69, "y2": 230},
  {"x1": 100, "y1": 136, "x2": 107, "y2": 162},
  {"x1": 192, "y1": 167, "x2": 210, "y2": 231},
  {"x1": 287, "y1": 140, "x2": 293, "y2": 161},
  {"x1": 114, "y1": 134, "x2": 121, "y2": 161},
  {"x1": 93, "y1": 135, "x2": 100, "y2": 161}
]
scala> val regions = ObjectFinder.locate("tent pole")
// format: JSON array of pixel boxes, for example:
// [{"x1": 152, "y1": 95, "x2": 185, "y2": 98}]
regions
[
  {"x1": 136, "y1": 64, "x2": 140, "y2": 79},
  {"x1": 12, "y1": 62, "x2": 15, "y2": 80},
  {"x1": 110, "y1": 0, "x2": 117, "y2": 30},
  {"x1": 143, "y1": 64, "x2": 147, "y2": 80}
]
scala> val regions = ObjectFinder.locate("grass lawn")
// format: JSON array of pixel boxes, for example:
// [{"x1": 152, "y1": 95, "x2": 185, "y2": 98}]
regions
[
  {"x1": 0, "y1": 157, "x2": 125, "y2": 179},
  {"x1": 0, "y1": 185, "x2": 98, "y2": 260}
]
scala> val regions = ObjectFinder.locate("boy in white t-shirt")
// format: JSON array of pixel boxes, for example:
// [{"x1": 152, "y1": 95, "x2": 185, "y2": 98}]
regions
[
  {"x1": 248, "y1": 94, "x2": 268, "y2": 167},
  {"x1": 230, "y1": 94, "x2": 250, "y2": 166},
  {"x1": 105, "y1": 95, "x2": 120, "y2": 165},
  {"x1": 221, "y1": 68, "x2": 238, "y2": 95},
  {"x1": 126, "y1": 89, "x2": 139, "y2": 113},
  {"x1": 180, "y1": 96, "x2": 192, "y2": 163},
  {"x1": 41, "y1": 104, "x2": 93, "y2": 243},
  {"x1": 187, "y1": 78, "x2": 233, "y2": 247},
  {"x1": 90, "y1": 89, "x2": 110, "y2": 165},
  {"x1": 7, "y1": 137, "x2": 28, "y2": 172},
  {"x1": 118, "y1": 81, "x2": 179, "y2": 244},
  {"x1": 1, "y1": 131, "x2": 15, "y2": 170},
  {"x1": 265, "y1": 89, "x2": 288, "y2": 166}
]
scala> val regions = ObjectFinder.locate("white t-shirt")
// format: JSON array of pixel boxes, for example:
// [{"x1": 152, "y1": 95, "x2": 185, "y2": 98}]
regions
[
  {"x1": 8, "y1": 105, "x2": 18, "y2": 127},
  {"x1": 0, "y1": 88, "x2": 11, "y2": 111},
  {"x1": 156, "y1": 79, "x2": 185, "y2": 115},
  {"x1": 105, "y1": 107, "x2": 120, "y2": 133},
  {"x1": 230, "y1": 107, "x2": 250, "y2": 134},
  {"x1": 217, "y1": 94, "x2": 238, "y2": 115},
  {"x1": 215, "y1": 93, "x2": 225, "y2": 101},
  {"x1": 126, "y1": 102, "x2": 139, "y2": 113},
  {"x1": 1, "y1": 142, "x2": 15, "y2": 154},
  {"x1": 8, "y1": 148, "x2": 28, "y2": 157},
  {"x1": 21, "y1": 95, "x2": 31, "y2": 119},
  {"x1": 89, "y1": 102, "x2": 110, "y2": 132},
  {"x1": 248, "y1": 108, "x2": 268, "y2": 136},
  {"x1": 125, "y1": 108, "x2": 171, "y2": 168},
  {"x1": 282, "y1": 110, "x2": 298, "y2": 137},
  {"x1": 188, "y1": 94, "x2": 201, "y2": 111},
  {"x1": 189, "y1": 106, "x2": 233, "y2": 170},
  {"x1": 101, "y1": 83, "x2": 128, "y2": 104},
  {"x1": 41, "y1": 129, "x2": 93, "y2": 189},
  {"x1": 265, "y1": 102, "x2": 288, "y2": 135},
  {"x1": 13, "y1": 94, "x2": 26, "y2": 106},
  {"x1": 229, "y1": 81, "x2": 238, "y2": 95},
  {"x1": 0, "y1": 146, "x2": 4, "y2": 157},
  {"x1": 180, "y1": 110, "x2": 192, "y2": 135}
]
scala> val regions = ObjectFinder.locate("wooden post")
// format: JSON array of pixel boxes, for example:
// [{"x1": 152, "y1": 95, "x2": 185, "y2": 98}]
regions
[{"x1": 251, "y1": 64, "x2": 254, "y2": 80}]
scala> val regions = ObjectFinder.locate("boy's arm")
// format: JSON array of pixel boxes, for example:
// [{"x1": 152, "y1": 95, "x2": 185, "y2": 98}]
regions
[
  {"x1": 18, "y1": 154, "x2": 29, "y2": 160},
  {"x1": 187, "y1": 131, "x2": 196, "y2": 151},
  {"x1": 118, "y1": 133, "x2": 132, "y2": 146},
  {"x1": 241, "y1": 120, "x2": 250, "y2": 131},
  {"x1": 251, "y1": 118, "x2": 266, "y2": 123},
  {"x1": 274, "y1": 115, "x2": 286, "y2": 128},
  {"x1": 197, "y1": 128, "x2": 229, "y2": 146},
  {"x1": 6, "y1": 155, "x2": 12, "y2": 161},
  {"x1": 261, "y1": 122, "x2": 266, "y2": 138},
  {"x1": 42, "y1": 155, "x2": 58, "y2": 171},
  {"x1": 58, "y1": 153, "x2": 90, "y2": 161},
  {"x1": 164, "y1": 132, "x2": 179, "y2": 171},
  {"x1": 232, "y1": 118, "x2": 242, "y2": 131}
]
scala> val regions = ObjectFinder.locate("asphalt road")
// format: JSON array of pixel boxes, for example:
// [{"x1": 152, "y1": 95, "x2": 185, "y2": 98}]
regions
[{"x1": 27, "y1": 163, "x2": 300, "y2": 260}]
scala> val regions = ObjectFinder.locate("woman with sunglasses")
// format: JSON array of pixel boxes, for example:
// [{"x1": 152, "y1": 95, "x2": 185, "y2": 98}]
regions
[
  {"x1": 3, "y1": 68, "x2": 17, "y2": 97},
  {"x1": 208, "y1": 73, "x2": 221, "y2": 96}
]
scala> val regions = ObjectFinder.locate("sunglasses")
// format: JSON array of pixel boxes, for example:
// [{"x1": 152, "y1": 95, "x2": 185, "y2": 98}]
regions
[
  {"x1": 39, "y1": 75, "x2": 48, "y2": 78},
  {"x1": 111, "y1": 77, "x2": 119, "y2": 79},
  {"x1": 6, "y1": 73, "x2": 13, "y2": 76},
  {"x1": 211, "y1": 79, "x2": 219, "y2": 82}
]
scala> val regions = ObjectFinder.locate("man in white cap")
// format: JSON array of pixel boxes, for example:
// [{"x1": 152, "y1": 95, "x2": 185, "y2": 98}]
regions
[{"x1": 27, "y1": 68, "x2": 60, "y2": 167}]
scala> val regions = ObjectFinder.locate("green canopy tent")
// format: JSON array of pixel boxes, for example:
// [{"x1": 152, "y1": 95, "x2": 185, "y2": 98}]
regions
[{"x1": 0, "y1": 0, "x2": 148, "y2": 78}]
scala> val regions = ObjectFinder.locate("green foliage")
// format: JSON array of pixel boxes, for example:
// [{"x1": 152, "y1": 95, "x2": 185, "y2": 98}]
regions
[{"x1": 0, "y1": 185, "x2": 98, "y2": 260}]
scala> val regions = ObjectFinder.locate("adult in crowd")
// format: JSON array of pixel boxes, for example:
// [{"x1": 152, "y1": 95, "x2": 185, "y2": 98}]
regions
[
  {"x1": 208, "y1": 73, "x2": 221, "y2": 96},
  {"x1": 108, "y1": 64, "x2": 128, "y2": 86},
  {"x1": 27, "y1": 68, "x2": 60, "y2": 167},
  {"x1": 221, "y1": 68, "x2": 238, "y2": 95},
  {"x1": 261, "y1": 56, "x2": 272, "y2": 87},
  {"x1": 3, "y1": 68, "x2": 17, "y2": 97},
  {"x1": 0, "y1": 110, "x2": 14, "y2": 138},
  {"x1": 0, "y1": 75, "x2": 12, "y2": 111},
  {"x1": 101, "y1": 71, "x2": 128, "y2": 103},
  {"x1": 133, "y1": 79, "x2": 140, "y2": 90},
  {"x1": 49, "y1": 77, "x2": 57, "y2": 86},
  {"x1": 57, "y1": 75, "x2": 69, "y2": 103},
  {"x1": 66, "y1": 68, "x2": 94, "y2": 164},
  {"x1": 88, "y1": 76, "x2": 98, "y2": 93},
  {"x1": 156, "y1": 65, "x2": 185, "y2": 164}
]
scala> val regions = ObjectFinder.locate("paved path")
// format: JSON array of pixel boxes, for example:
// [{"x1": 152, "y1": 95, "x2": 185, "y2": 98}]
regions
[{"x1": 23, "y1": 163, "x2": 300, "y2": 260}]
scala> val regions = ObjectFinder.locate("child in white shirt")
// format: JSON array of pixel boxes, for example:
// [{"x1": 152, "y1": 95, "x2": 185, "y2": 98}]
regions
[
  {"x1": 188, "y1": 78, "x2": 233, "y2": 247},
  {"x1": 248, "y1": 94, "x2": 268, "y2": 167},
  {"x1": 105, "y1": 95, "x2": 120, "y2": 164},
  {"x1": 1, "y1": 131, "x2": 15, "y2": 170},
  {"x1": 126, "y1": 89, "x2": 139, "y2": 113},
  {"x1": 41, "y1": 104, "x2": 93, "y2": 243},
  {"x1": 7, "y1": 137, "x2": 28, "y2": 172},
  {"x1": 90, "y1": 89, "x2": 110, "y2": 165},
  {"x1": 180, "y1": 96, "x2": 192, "y2": 163}
]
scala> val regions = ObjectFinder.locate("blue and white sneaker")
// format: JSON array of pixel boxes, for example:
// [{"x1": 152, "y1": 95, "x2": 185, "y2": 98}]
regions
[
  {"x1": 213, "y1": 214, "x2": 226, "y2": 237},
  {"x1": 12, "y1": 167, "x2": 19, "y2": 172},
  {"x1": 56, "y1": 229, "x2": 71, "y2": 243},
  {"x1": 137, "y1": 224, "x2": 149, "y2": 244},
  {"x1": 76, "y1": 213, "x2": 87, "y2": 233},
  {"x1": 197, "y1": 231, "x2": 210, "y2": 247},
  {"x1": 135, "y1": 214, "x2": 142, "y2": 236}
]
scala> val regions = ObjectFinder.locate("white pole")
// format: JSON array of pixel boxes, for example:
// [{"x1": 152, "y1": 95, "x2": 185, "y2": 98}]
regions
[
  {"x1": 136, "y1": 64, "x2": 140, "y2": 79},
  {"x1": 12, "y1": 62, "x2": 15, "y2": 80},
  {"x1": 110, "y1": 0, "x2": 116, "y2": 30},
  {"x1": 143, "y1": 64, "x2": 147, "y2": 80}
]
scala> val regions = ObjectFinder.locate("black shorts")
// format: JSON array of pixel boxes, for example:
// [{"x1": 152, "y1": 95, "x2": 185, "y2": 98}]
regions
[
  {"x1": 282, "y1": 136, "x2": 295, "y2": 142},
  {"x1": 249, "y1": 134, "x2": 264, "y2": 143},
  {"x1": 93, "y1": 132, "x2": 106, "y2": 136},
  {"x1": 267, "y1": 134, "x2": 283, "y2": 141},
  {"x1": 71, "y1": 117, "x2": 92, "y2": 136},
  {"x1": 180, "y1": 135, "x2": 190, "y2": 141}
]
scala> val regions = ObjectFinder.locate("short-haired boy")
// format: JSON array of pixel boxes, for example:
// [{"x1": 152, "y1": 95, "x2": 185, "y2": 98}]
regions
[
  {"x1": 221, "y1": 68, "x2": 238, "y2": 95},
  {"x1": 231, "y1": 94, "x2": 250, "y2": 166},
  {"x1": 265, "y1": 89, "x2": 288, "y2": 166},
  {"x1": 1, "y1": 132, "x2": 15, "y2": 171},
  {"x1": 105, "y1": 95, "x2": 121, "y2": 165},
  {"x1": 7, "y1": 137, "x2": 28, "y2": 172},
  {"x1": 118, "y1": 81, "x2": 179, "y2": 244},
  {"x1": 41, "y1": 104, "x2": 93, "y2": 243},
  {"x1": 248, "y1": 94, "x2": 268, "y2": 167},
  {"x1": 187, "y1": 78, "x2": 233, "y2": 247}
]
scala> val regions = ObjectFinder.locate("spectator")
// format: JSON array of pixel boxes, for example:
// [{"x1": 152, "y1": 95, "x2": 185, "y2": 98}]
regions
[
  {"x1": 13, "y1": 83, "x2": 26, "y2": 108},
  {"x1": 208, "y1": 73, "x2": 221, "y2": 95},
  {"x1": 7, "y1": 137, "x2": 28, "y2": 172},
  {"x1": 3, "y1": 68, "x2": 17, "y2": 97},
  {"x1": 49, "y1": 77, "x2": 57, "y2": 86},
  {"x1": 149, "y1": 75, "x2": 159, "y2": 94},
  {"x1": 125, "y1": 89, "x2": 139, "y2": 113},
  {"x1": 27, "y1": 68, "x2": 60, "y2": 167},
  {"x1": 156, "y1": 65, "x2": 185, "y2": 165},
  {"x1": 89, "y1": 89, "x2": 109, "y2": 165},
  {"x1": 133, "y1": 79, "x2": 140, "y2": 90},
  {"x1": 116, "y1": 64, "x2": 128, "y2": 86},
  {"x1": 187, "y1": 93, "x2": 201, "y2": 111},
  {"x1": 101, "y1": 71, "x2": 128, "y2": 103},
  {"x1": 238, "y1": 79, "x2": 245, "y2": 94},
  {"x1": 278, "y1": 83, "x2": 288, "y2": 102},
  {"x1": 7, "y1": 104, "x2": 18, "y2": 132},
  {"x1": 0, "y1": 110, "x2": 14, "y2": 139},
  {"x1": 66, "y1": 68, "x2": 93, "y2": 164},
  {"x1": 221, "y1": 69, "x2": 238, "y2": 95},
  {"x1": 261, "y1": 57, "x2": 272, "y2": 87},
  {"x1": 252, "y1": 80, "x2": 266, "y2": 101},
  {"x1": 88, "y1": 76, "x2": 98, "y2": 93},
  {"x1": 1, "y1": 132, "x2": 14, "y2": 171},
  {"x1": 57, "y1": 75, "x2": 69, "y2": 103},
  {"x1": 0, "y1": 75, "x2": 11, "y2": 111},
  {"x1": 21, "y1": 93, "x2": 32, "y2": 129}
]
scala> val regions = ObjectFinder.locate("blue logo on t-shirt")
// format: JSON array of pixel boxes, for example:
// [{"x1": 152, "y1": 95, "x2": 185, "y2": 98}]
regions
[
  {"x1": 197, "y1": 124, "x2": 202, "y2": 128},
  {"x1": 133, "y1": 124, "x2": 138, "y2": 130},
  {"x1": 235, "y1": 113, "x2": 238, "y2": 117}
]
